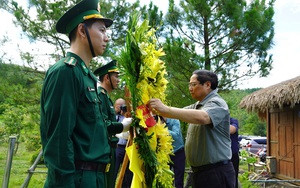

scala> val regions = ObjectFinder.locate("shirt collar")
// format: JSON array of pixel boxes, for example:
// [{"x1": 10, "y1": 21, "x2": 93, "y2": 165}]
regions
[{"x1": 197, "y1": 89, "x2": 219, "y2": 107}]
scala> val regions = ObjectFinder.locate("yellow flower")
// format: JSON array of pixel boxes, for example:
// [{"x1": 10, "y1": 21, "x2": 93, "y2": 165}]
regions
[
  {"x1": 147, "y1": 126, "x2": 157, "y2": 151},
  {"x1": 154, "y1": 120, "x2": 174, "y2": 187},
  {"x1": 138, "y1": 42, "x2": 147, "y2": 55},
  {"x1": 135, "y1": 108, "x2": 147, "y2": 129},
  {"x1": 156, "y1": 48, "x2": 166, "y2": 56}
]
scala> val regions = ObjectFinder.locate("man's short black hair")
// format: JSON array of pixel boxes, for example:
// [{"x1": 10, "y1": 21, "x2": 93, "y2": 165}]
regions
[{"x1": 192, "y1": 70, "x2": 218, "y2": 90}]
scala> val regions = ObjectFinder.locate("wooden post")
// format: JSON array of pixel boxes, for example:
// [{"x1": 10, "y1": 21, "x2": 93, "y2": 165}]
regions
[
  {"x1": 2, "y1": 136, "x2": 17, "y2": 188},
  {"x1": 115, "y1": 86, "x2": 134, "y2": 188},
  {"x1": 21, "y1": 150, "x2": 45, "y2": 188}
]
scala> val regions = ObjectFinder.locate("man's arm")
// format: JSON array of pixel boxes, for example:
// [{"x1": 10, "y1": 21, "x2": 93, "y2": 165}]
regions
[
  {"x1": 230, "y1": 118, "x2": 239, "y2": 134},
  {"x1": 41, "y1": 66, "x2": 79, "y2": 187},
  {"x1": 148, "y1": 99, "x2": 211, "y2": 125}
]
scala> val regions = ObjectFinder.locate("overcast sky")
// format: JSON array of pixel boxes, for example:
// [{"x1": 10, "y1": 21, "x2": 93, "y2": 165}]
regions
[
  {"x1": 239, "y1": 0, "x2": 300, "y2": 89},
  {"x1": 1, "y1": 0, "x2": 299, "y2": 89}
]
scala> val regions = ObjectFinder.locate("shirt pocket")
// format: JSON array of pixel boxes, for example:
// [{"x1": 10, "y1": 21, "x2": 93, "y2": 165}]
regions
[
  {"x1": 83, "y1": 87, "x2": 101, "y2": 123},
  {"x1": 108, "y1": 105, "x2": 116, "y2": 119}
]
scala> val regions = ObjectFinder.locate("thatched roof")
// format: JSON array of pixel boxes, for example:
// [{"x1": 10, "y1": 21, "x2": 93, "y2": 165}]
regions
[{"x1": 240, "y1": 75, "x2": 300, "y2": 114}]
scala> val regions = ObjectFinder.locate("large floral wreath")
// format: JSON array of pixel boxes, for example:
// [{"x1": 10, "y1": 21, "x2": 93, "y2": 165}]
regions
[{"x1": 117, "y1": 12, "x2": 174, "y2": 188}]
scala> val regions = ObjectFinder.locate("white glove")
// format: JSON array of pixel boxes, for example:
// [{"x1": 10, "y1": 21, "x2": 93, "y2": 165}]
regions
[
  {"x1": 116, "y1": 131, "x2": 130, "y2": 139},
  {"x1": 122, "y1": 117, "x2": 132, "y2": 132}
]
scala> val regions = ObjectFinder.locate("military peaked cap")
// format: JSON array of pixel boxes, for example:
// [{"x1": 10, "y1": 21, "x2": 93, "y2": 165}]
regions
[
  {"x1": 56, "y1": 0, "x2": 113, "y2": 34},
  {"x1": 94, "y1": 60, "x2": 119, "y2": 77}
]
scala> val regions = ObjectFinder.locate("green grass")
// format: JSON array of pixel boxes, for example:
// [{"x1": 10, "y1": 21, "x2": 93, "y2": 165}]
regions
[{"x1": 0, "y1": 141, "x2": 46, "y2": 188}]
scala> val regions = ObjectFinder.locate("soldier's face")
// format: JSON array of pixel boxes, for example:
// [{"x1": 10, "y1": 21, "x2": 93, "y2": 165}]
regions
[
  {"x1": 89, "y1": 21, "x2": 109, "y2": 56},
  {"x1": 109, "y1": 73, "x2": 120, "y2": 90}
]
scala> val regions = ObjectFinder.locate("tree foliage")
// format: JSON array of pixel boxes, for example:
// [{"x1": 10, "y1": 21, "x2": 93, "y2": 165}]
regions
[
  {"x1": 164, "y1": 0, "x2": 275, "y2": 91},
  {"x1": 220, "y1": 88, "x2": 266, "y2": 136},
  {"x1": 0, "y1": 63, "x2": 42, "y2": 150}
]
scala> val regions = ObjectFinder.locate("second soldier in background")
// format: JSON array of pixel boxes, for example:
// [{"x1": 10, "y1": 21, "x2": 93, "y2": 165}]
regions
[{"x1": 94, "y1": 60, "x2": 132, "y2": 188}]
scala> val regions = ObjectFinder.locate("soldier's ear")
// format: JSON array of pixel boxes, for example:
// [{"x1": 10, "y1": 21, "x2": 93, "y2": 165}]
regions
[
  {"x1": 104, "y1": 74, "x2": 109, "y2": 81},
  {"x1": 77, "y1": 23, "x2": 86, "y2": 38}
]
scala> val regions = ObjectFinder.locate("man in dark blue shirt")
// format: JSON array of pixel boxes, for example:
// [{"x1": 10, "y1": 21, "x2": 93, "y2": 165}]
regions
[{"x1": 230, "y1": 117, "x2": 239, "y2": 188}]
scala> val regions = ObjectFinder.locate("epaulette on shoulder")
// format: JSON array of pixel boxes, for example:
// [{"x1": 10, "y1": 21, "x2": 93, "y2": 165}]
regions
[
  {"x1": 64, "y1": 57, "x2": 77, "y2": 66},
  {"x1": 100, "y1": 88, "x2": 106, "y2": 94}
]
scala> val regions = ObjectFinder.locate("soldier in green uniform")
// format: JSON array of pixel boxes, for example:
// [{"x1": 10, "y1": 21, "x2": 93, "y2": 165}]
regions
[
  {"x1": 94, "y1": 60, "x2": 132, "y2": 188},
  {"x1": 40, "y1": 0, "x2": 117, "y2": 187}
]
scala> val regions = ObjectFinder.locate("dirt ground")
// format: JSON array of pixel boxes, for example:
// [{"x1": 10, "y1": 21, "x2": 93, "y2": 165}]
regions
[
  {"x1": 241, "y1": 167, "x2": 300, "y2": 188},
  {"x1": 254, "y1": 180, "x2": 300, "y2": 188},
  {"x1": 249, "y1": 175, "x2": 300, "y2": 188}
]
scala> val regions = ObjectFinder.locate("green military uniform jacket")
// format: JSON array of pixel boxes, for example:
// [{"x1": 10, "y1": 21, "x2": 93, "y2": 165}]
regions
[
  {"x1": 40, "y1": 52, "x2": 110, "y2": 187},
  {"x1": 98, "y1": 87, "x2": 124, "y2": 136},
  {"x1": 97, "y1": 87, "x2": 123, "y2": 188}
]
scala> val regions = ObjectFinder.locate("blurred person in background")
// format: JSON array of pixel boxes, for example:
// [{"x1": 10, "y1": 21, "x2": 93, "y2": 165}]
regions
[
  {"x1": 230, "y1": 117, "x2": 239, "y2": 188},
  {"x1": 94, "y1": 61, "x2": 132, "y2": 188},
  {"x1": 114, "y1": 98, "x2": 133, "y2": 188}
]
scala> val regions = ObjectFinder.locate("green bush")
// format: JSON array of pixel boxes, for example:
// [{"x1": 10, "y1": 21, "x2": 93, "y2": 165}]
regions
[
  {"x1": 0, "y1": 121, "x2": 7, "y2": 142},
  {"x1": 30, "y1": 149, "x2": 44, "y2": 164},
  {"x1": 24, "y1": 133, "x2": 41, "y2": 152}
]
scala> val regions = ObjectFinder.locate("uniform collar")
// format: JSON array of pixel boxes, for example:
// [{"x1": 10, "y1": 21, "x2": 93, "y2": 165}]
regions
[
  {"x1": 100, "y1": 86, "x2": 108, "y2": 94},
  {"x1": 66, "y1": 52, "x2": 89, "y2": 75}
]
